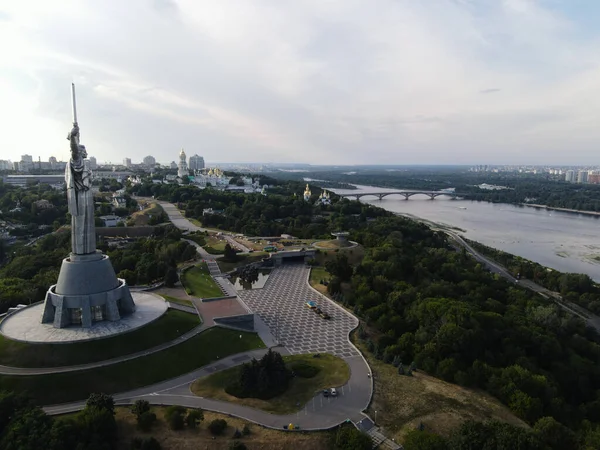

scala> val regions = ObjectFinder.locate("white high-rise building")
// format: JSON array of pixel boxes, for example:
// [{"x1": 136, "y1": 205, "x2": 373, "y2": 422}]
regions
[
  {"x1": 189, "y1": 154, "x2": 205, "y2": 171},
  {"x1": 565, "y1": 170, "x2": 575, "y2": 183},
  {"x1": 123, "y1": 157, "x2": 131, "y2": 167},
  {"x1": 178, "y1": 149, "x2": 188, "y2": 178},
  {"x1": 89, "y1": 156, "x2": 97, "y2": 170},
  {"x1": 577, "y1": 170, "x2": 589, "y2": 184}
]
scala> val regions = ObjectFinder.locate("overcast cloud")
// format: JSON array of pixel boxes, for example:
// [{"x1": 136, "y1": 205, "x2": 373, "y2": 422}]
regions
[{"x1": 0, "y1": 0, "x2": 599, "y2": 165}]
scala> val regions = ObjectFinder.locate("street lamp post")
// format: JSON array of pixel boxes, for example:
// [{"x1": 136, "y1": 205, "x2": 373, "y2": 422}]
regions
[{"x1": 375, "y1": 410, "x2": 378, "y2": 423}]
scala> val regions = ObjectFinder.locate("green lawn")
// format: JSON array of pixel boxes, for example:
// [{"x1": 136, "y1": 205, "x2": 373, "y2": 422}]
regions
[
  {"x1": 204, "y1": 236, "x2": 227, "y2": 255},
  {"x1": 0, "y1": 310, "x2": 199, "y2": 368},
  {"x1": 181, "y1": 263, "x2": 223, "y2": 298},
  {"x1": 160, "y1": 294, "x2": 194, "y2": 308},
  {"x1": 0, "y1": 328, "x2": 265, "y2": 405},
  {"x1": 309, "y1": 266, "x2": 331, "y2": 295},
  {"x1": 217, "y1": 252, "x2": 269, "y2": 273},
  {"x1": 309, "y1": 266, "x2": 331, "y2": 285},
  {"x1": 185, "y1": 232, "x2": 207, "y2": 247},
  {"x1": 190, "y1": 353, "x2": 349, "y2": 414}
]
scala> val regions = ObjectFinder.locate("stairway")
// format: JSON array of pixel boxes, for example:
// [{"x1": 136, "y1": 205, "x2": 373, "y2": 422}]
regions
[
  {"x1": 366, "y1": 427, "x2": 402, "y2": 450},
  {"x1": 206, "y1": 260, "x2": 221, "y2": 276}
]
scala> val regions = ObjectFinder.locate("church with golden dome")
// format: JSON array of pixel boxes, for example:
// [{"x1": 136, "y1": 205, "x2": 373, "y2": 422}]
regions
[
  {"x1": 303, "y1": 184, "x2": 312, "y2": 201},
  {"x1": 191, "y1": 167, "x2": 232, "y2": 187}
]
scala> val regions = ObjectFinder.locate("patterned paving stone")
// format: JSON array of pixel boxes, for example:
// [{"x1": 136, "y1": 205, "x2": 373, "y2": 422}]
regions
[{"x1": 239, "y1": 264, "x2": 359, "y2": 358}]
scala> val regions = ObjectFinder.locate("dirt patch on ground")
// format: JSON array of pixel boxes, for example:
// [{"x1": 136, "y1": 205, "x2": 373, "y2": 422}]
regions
[
  {"x1": 115, "y1": 407, "x2": 330, "y2": 450},
  {"x1": 130, "y1": 202, "x2": 163, "y2": 226},
  {"x1": 355, "y1": 339, "x2": 527, "y2": 442}
]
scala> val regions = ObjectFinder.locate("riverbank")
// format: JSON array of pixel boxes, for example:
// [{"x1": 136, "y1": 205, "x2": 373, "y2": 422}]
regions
[{"x1": 522, "y1": 203, "x2": 600, "y2": 217}]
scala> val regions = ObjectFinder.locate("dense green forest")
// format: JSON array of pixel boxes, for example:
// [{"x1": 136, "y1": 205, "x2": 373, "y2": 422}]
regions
[
  {"x1": 321, "y1": 216, "x2": 600, "y2": 448},
  {"x1": 271, "y1": 168, "x2": 600, "y2": 212},
  {"x1": 0, "y1": 225, "x2": 196, "y2": 314},
  {"x1": 466, "y1": 239, "x2": 600, "y2": 314}
]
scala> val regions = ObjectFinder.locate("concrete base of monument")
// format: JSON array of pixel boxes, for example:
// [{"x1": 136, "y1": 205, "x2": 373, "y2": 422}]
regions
[{"x1": 0, "y1": 293, "x2": 168, "y2": 344}]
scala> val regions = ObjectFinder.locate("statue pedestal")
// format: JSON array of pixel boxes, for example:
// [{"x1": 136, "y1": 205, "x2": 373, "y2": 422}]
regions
[{"x1": 42, "y1": 251, "x2": 136, "y2": 328}]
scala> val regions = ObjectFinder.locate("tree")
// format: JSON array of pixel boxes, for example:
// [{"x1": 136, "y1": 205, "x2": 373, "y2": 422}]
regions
[
  {"x1": 164, "y1": 267, "x2": 178, "y2": 287},
  {"x1": 0, "y1": 407, "x2": 53, "y2": 450},
  {"x1": 141, "y1": 437, "x2": 162, "y2": 450},
  {"x1": 85, "y1": 393, "x2": 115, "y2": 416},
  {"x1": 325, "y1": 254, "x2": 353, "y2": 281},
  {"x1": 185, "y1": 409, "x2": 204, "y2": 428},
  {"x1": 229, "y1": 442, "x2": 247, "y2": 450},
  {"x1": 533, "y1": 417, "x2": 579, "y2": 450},
  {"x1": 137, "y1": 411, "x2": 157, "y2": 432},
  {"x1": 77, "y1": 405, "x2": 118, "y2": 449},
  {"x1": 131, "y1": 399, "x2": 150, "y2": 418},
  {"x1": 331, "y1": 426, "x2": 372, "y2": 450},
  {"x1": 208, "y1": 418, "x2": 228, "y2": 435},
  {"x1": 164, "y1": 405, "x2": 186, "y2": 431},
  {"x1": 223, "y1": 243, "x2": 238, "y2": 262},
  {"x1": 403, "y1": 430, "x2": 448, "y2": 450}
]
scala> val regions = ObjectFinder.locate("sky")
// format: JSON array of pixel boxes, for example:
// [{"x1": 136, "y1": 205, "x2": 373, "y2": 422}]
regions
[{"x1": 0, "y1": 0, "x2": 599, "y2": 166}]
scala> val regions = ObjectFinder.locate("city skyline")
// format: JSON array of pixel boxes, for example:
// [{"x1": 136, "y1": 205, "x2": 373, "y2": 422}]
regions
[{"x1": 1, "y1": 1, "x2": 600, "y2": 165}]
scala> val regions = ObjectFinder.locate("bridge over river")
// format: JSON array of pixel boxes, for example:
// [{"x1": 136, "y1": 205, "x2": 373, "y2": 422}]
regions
[{"x1": 338, "y1": 190, "x2": 465, "y2": 200}]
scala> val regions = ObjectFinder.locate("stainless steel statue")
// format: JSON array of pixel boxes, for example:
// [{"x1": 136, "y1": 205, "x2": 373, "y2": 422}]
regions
[
  {"x1": 66, "y1": 84, "x2": 96, "y2": 254},
  {"x1": 41, "y1": 84, "x2": 136, "y2": 328}
]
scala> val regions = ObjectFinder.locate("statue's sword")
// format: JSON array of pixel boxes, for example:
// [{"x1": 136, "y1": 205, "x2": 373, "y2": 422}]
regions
[{"x1": 71, "y1": 82, "x2": 78, "y2": 126}]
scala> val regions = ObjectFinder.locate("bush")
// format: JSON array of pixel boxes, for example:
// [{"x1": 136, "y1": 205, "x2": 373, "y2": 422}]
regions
[
  {"x1": 137, "y1": 411, "x2": 157, "y2": 431},
  {"x1": 131, "y1": 437, "x2": 143, "y2": 449},
  {"x1": 168, "y1": 412, "x2": 184, "y2": 430},
  {"x1": 186, "y1": 409, "x2": 204, "y2": 428},
  {"x1": 165, "y1": 405, "x2": 186, "y2": 431},
  {"x1": 290, "y1": 362, "x2": 320, "y2": 378},
  {"x1": 85, "y1": 393, "x2": 115, "y2": 415},
  {"x1": 229, "y1": 442, "x2": 247, "y2": 450},
  {"x1": 242, "y1": 424, "x2": 251, "y2": 435},
  {"x1": 131, "y1": 399, "x2": 150, "y2": 418},
  {"x1": 233, "y1": 428, "x2": 242, "y2": 438},
  {"x1": 208, "y1": 418, "x2": 228, "y2": 435},
  {"x1": 141, "y1": 437, "x2": 162, "y2": 450}
]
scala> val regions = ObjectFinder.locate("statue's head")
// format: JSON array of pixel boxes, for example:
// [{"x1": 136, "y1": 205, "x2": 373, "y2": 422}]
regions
[{"x1": 79, "y1": 145, "x2": 87, "y2": 159}]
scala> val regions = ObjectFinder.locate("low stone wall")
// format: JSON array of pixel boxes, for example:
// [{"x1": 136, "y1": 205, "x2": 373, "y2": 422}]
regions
[
  {"x1": 202, "y1": 295, "x2": 238, "y2": 303},
  {"x1": 213, "y1": 313, "x2": 255, "y2": 332},
  {"x1": 96, "y1": 227, "x2": 157, "y2": 237}
]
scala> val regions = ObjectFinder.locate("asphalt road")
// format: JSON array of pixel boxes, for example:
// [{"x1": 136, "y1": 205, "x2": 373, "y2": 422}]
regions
[{"x1": 44, "y1": 345, "x2": 372, "y2": 429}]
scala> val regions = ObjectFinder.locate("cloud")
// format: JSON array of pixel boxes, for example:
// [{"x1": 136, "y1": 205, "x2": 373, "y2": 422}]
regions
[{"x1": 0, "y1": 0, "x2": 599, "y2": 165}]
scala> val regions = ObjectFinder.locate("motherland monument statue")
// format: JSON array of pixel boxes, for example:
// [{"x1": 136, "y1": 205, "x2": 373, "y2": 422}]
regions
[{"x1": 41, "y1": 84, "x2": 136, "y2": 328}]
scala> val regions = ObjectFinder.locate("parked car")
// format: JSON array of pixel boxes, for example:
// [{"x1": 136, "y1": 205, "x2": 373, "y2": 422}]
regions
[
  {"x1": 306, "y1": 301, "x2": 317, "y2": 309},
  {"x1": 319, "y1": 311, "x2": 331, "y2": 320},
  {"x1": 330, "y1": 388, "x2": 337, "y2": 397},
  {"x1": 322, "y1": 389, "x2": 330, "y2": 397}
]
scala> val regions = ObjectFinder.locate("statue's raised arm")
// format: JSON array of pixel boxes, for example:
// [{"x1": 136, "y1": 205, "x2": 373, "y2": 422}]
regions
[{"x1": 68, "y1": 124, "x2": 80, "y2": 160}]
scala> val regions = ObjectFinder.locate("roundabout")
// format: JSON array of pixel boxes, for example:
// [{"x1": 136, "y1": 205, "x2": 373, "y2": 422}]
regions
[{"x1": 0, "y1": 292, "x2": 167, "y2": 343}]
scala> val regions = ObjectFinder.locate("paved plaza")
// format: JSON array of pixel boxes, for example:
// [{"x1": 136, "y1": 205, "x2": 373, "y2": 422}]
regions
[
  {"x1": 238, "y1": 264, "x2": 359, "y2": 358},
  {"x1": 0, "y1": 293, "x2": 167, "y2": 343}
]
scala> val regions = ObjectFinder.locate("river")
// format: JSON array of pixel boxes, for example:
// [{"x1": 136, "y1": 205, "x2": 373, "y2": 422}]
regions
[{"x1": 330, "y1": 184, "x2": 600, "y2": 282}]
